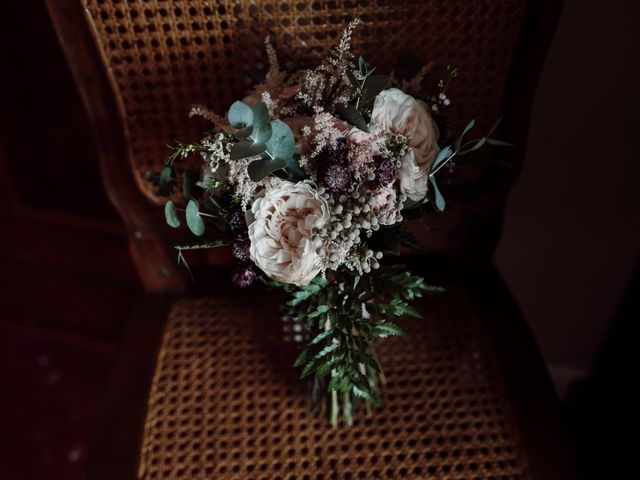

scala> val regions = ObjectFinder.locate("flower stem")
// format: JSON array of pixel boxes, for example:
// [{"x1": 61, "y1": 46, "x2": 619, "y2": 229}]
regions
[{"x1": 330, "y1": 389, "x2": 338, "y2": 427}]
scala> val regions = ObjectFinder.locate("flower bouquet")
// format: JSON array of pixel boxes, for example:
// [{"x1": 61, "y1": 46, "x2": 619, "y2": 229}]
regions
[{"x1": 146, "y1": 20, "x2": 504, "y2": 426}]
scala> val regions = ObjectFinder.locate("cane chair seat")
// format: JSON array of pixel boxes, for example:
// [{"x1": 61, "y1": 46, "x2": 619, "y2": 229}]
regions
[{"x1": 138, "y1": 287, "x2": 526, "y2": 480}]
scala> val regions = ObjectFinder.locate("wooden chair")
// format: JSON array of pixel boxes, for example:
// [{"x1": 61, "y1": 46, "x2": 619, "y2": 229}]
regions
[{"x1": 45, "y1": 1, "x2": 574, "y2": 479}]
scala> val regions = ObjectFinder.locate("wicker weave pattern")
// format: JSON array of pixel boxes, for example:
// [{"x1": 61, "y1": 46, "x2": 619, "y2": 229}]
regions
[
  {"x1": 83, "y1": 0, "x2": 526, "y2": 199},
  {"x1": 139, "y1": 290, "x2": 528, "y2": 479}
]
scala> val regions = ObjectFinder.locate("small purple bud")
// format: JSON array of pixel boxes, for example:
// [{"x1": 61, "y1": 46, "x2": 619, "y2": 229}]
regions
[
  {"x1": 232, "y1": 234, "x2": 251, "y2": 263},
  {"x1": 228, "y1": 209, "x2": 246, "y2": 233},
  {"x1": 231, "y1": 264, "x2": 257, "y2": 288}
]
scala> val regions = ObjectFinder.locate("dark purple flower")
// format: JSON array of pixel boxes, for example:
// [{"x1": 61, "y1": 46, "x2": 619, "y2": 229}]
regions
[
  {"x1": 228, "y1": 208, "x2": 246, "y2": 233},
  {"x1": 368, "y1": 155, "x2": 396, "y2": 189},
  {"x1": 320, "y1": 163, "x2": 352, "y2": 193},
  {"x1": 317, "y1": 138, "x2": 353, "y2": 193},
  {"x1": 232, "y1": 234, "x2": 251, "y2": 263},
  {"x1": 231, "y1": 264, "x2": 257, "y2": 288}
]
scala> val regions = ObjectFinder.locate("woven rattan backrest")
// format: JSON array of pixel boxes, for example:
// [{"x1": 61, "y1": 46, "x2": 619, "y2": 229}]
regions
[{"x1": 83, "y1": 0, "x2": 527, "y2": 199}]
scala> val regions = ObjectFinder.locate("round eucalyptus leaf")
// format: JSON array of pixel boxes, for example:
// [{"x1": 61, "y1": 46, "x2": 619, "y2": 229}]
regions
[
  {"x1": 158, "y1": 166, "x2": 173, "y2": 196},
  {"x1": 230, "y1": 140, "x2": 267, "y2": 160},
  {"x1": 250, "y1": 102, "x2": 273, "y2": 143},
  {"x1": 265, "y1": 119, "x2": 296, "y2": 162},
  {"x1": 248, "y1": 157, "x2": 287, "y2": 182},
  {"x1": 186, "y1": 199, "x2": 205, "y2": 236},
  {"x1": 228, "y1": 101, "x2": 253, "y2": 128},
  {"x1": 164, "y1": 200, "x2": 181, "y2": 228},
  {"x1": 233, "y1": 125, "x2": 254, "y2": 140}
]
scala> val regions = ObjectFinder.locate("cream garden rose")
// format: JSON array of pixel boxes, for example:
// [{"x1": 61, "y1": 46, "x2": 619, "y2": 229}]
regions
[
  {"x1": 370, "y1": 88, "x2": 440, "y2": 201},
  {"x1": 397, "y1": 150, "x2": 428, "y2": 201},
  {"x1": 248, "y1": 181, "x2": 330, "y2": 286}
]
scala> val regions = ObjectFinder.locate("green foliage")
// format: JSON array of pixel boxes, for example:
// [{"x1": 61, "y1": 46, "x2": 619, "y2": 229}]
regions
[
  {"x1": 164, "y1": 200, "x2": 181, "y2": 228},
  {"x1": 228, "y1": 101, "x2": 253, "y2": 128},
  {"x1": 428, "y1": 174, "x2": 446, "y2": 212},
  {"x1": 353, "y1": 57, "x2": 389, "y2": 115},
  {"x1": 419, "y1": 117, "x2": 512, "y2": 216},
  {"x1": 432, "y1": 145, "x2": 453, "y2": 170},
  {"x1": 226, "y1": 101, "x2": 301, "y2": 181},
  {"x1": 182, "y1": 169, "x2": 201, "y2": 201},
  {"x1": 248, "y1": 157, "x2": 287, "y2": 182},
  {"x1": 372, "y1": 321, "x2": 405, "y2": 338},
  {"x1": 280, "y1": 267, "x2": 441, "y2": 422},
  {"x1": 174, "y1": 240, "x2": 228, "y2": 250},
  {"x1": 250, "y1": 102, "x2": 272, "y2": 143},
  {"x1": 227, "y1": 101, "x2": 271, "y2": 161},
  {"x1": 185, "y1": 199, "x2": 205, "y2": 236},
  {"x1": 230, "y1": 140, "x2": 267, "y2": 160},
  {"x1": 265, "y1": 120, "x2": 296, "y2": 163},
  {"x1": 165, "y1": 141, "x2": 205, "y2": 166},
  {"x1": 233, "y1": 125, "x2": 253, "y2": 140},
  {"x1": 336, "y1": 104, "x2": 369, "y2": 132},
  {"x1": 174, "y1": 240, "x2": 228, "y2": 280},
  {"x1": 336, "y1": 56, "x2": 389, "y2": 130},
  {"x1": 158, "y1": 166, "x2": 174, "y2": 197}
]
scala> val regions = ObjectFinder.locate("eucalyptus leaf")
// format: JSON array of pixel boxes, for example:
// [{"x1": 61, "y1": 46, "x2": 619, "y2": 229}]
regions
[
  {"x1": 458, "y1": 137, "x2": 487, "y2": 155},
  {"x1": 233, "y1": 125, "x2": 253, "y2": 140},
  {"x1": 247, "y1": 157, "x2": 287, "y2": 182},
  {"x1": 182, "y1": 169, "x2": 200, "y2": 201},
  {"x1": 228, "y1": 101, "x2": 253, "y2": 128},
  {"x1": 164, "y1": 200, "x2": 181, "y2": 228},
  {"x1": 265, "y1": 120, "x2": 296, "y2": 162},
  {"x1": 455, "y1": 118, "x2": 476, "y2": 151},
  {"x1": 250, "y1": 102, "x2": 273, "y2": 143},
  {"x1": 487, "y1": 115, "x2": 503, "y2": 137},
  {"x1": 486, "y1": 138, "x2": 514, "y2": 147},
  {"x1": 158, "y1": 166, "x2": 173, "y2": 197},
  {"x1": 432, "y1": 145, "x2": 453, "y2": 170},
  {"x1": 336, "y1": 104, "x2": 369, "y2": 132},
  {"x1": 230, "y1": 140, "x2": 267, "y2": 160},
  {"x1": 429, "y1": 175, "x2": 446, "y2": 212},
  {"x1": 144, "y1": 170, "x2": 160, "y2": 186},
  {"x1": 287, "y1": 155, "x2": 306, "y2": 179},
  {"x1": 185, "y1": 199, "x2": 205, "y2": 236}
]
